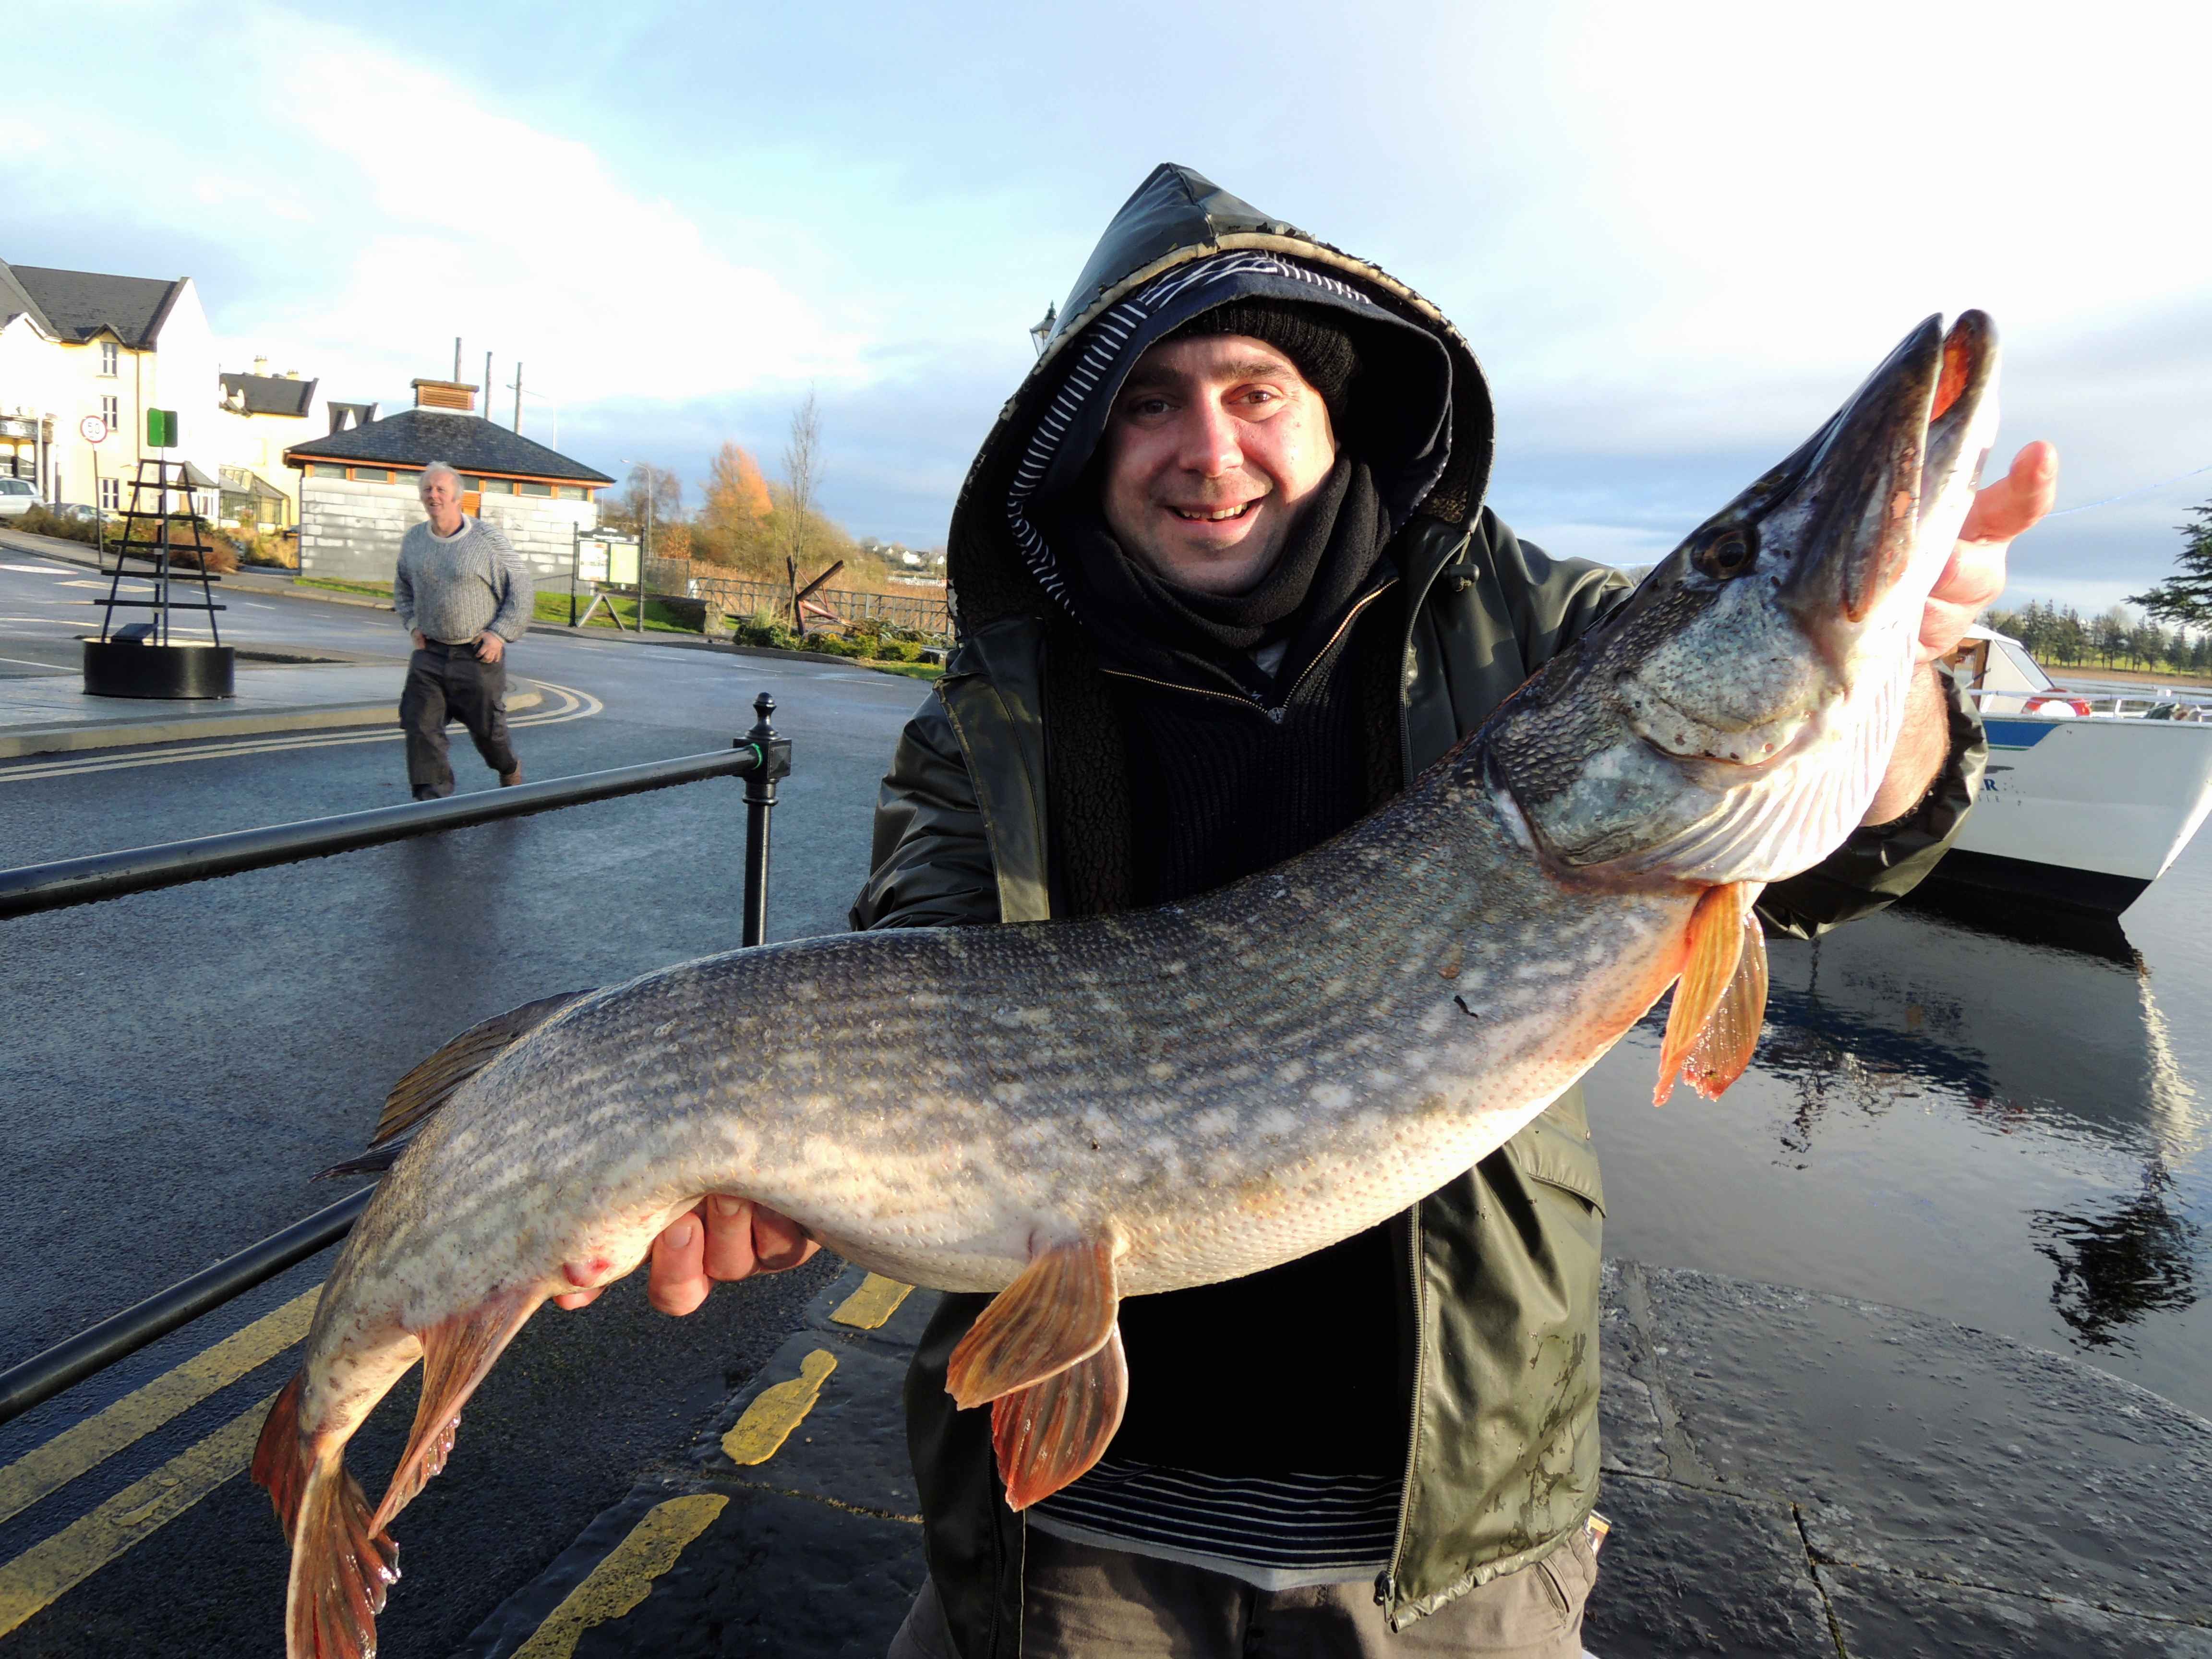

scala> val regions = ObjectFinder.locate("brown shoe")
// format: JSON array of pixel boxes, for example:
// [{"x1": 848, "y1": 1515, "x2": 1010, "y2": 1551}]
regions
[{"x1": 499, "y1": 766, "x2": 523, "y2": 787}]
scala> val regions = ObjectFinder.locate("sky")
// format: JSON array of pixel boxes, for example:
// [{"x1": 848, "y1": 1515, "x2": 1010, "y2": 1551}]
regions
[{"x1": 6, "y1": 0, "x2": 2208, "y2": 616}]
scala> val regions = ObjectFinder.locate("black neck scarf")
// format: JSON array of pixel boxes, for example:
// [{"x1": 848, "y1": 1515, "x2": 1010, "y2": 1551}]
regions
[{"x1": 1042, "y1": 454, "x2": 1393, "y2": 698}]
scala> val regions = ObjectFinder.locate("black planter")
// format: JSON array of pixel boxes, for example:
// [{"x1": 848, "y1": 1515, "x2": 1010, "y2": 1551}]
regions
[{"x1": 82, "y1": 639, "x2": 236, "y2": 700}]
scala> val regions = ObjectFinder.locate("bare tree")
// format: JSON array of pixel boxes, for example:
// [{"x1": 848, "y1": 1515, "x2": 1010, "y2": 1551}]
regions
[
  {"x1": 783, "y1": 390, "x2": 822, "y2": 567},
  {"x1": 782, "y1": 389, "x2": 825, "y2": 629}
]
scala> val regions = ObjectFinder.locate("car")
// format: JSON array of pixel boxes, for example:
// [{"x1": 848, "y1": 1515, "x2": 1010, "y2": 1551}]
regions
[
  {"x1": 0, "y1": 477, "x2": 39, "y2": 519},
  {"x1": 50, "y1": 501, "x2": 100, "y2": 525}
]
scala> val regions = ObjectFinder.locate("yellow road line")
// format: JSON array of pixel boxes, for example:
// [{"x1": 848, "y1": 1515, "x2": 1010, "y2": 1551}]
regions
[
  {"x1": 0, "y1": 1392, "x2": 274, "y2": 1638},
  {"x1": 0, "y1": 1286, "x2": 319, "y2": 1527},
  {"x1": 830, "y1": 1274, "x2": 913, "y2": 1330},
  {"x1": 509, "y1": 1494, "x2": 728, "y2": 1659},
  {"x1": 0, "y1": 679, "x2": 601, "y2": 781},
  {"x1": 721, "y1": 1349, "x2": 836, "y2": 1466}
]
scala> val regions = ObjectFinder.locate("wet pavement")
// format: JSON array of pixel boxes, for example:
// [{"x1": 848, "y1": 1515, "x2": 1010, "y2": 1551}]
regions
[{"x1": 456, "y1": 1262, "x2": 2212, "y2": 1658}]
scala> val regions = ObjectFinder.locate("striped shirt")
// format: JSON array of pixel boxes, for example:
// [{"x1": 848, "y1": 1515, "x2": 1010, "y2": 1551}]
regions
[{"x1": 1029, "y1": 1459, "x2": 1400, "y2": 1590}]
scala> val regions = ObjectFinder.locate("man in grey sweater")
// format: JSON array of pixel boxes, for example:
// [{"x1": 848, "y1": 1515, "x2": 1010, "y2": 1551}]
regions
[{"x1": 393, "y1": 461, "x2": 534, "y2": 799}]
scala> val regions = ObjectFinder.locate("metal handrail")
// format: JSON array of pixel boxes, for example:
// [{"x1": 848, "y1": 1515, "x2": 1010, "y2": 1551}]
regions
[
  {"x1": 0, "y1": 1190, "x2": 372, "y2": 1426},
  {"x1": 0, "y1": 694, "x2": 794, "y2": 1427},
  {"x1": 0, "y1": 698, "x2": 793, "y2": 919}
]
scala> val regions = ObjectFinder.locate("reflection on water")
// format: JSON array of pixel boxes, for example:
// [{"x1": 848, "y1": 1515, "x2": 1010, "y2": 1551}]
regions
[
  {"x1": 1592, "y1": 844, "x2": 2212, "y2": 1414},
  {"x1": 2031, "y1": 1165, "x2": 2202, "y2": 1348}
]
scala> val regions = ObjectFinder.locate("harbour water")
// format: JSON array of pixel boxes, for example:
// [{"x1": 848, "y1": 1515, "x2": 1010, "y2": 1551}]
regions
[{"x1": 1586, "y1": 832, "x2": 2212, "y2": 1421}]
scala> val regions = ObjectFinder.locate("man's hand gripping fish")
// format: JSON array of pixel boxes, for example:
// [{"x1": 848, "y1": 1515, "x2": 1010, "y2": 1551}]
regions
[{"x1": 253, "y1": 313, "x2": 2000, "y2": 1658}]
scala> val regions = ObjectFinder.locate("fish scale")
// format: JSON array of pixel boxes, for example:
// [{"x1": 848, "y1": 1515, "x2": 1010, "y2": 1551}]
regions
[{"x1": 252, "y1": 307, "x2": 2003, "y2": 1659}]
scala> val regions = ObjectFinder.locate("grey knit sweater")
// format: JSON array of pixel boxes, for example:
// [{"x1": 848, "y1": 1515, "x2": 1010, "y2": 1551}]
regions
[{"x1": 393, "y1": 517, "x2": 534, "y2": 644}]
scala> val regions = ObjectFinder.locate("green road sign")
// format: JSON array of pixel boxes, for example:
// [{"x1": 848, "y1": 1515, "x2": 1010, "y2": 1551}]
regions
[{"x1": 146, "y1": 409, "x2": 178, "y2": 447}]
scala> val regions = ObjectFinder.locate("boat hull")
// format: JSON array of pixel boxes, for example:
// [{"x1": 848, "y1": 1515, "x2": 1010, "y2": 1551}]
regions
[{"x1": 1940, "y1": 714, "x2": 2212, "y2": 914}]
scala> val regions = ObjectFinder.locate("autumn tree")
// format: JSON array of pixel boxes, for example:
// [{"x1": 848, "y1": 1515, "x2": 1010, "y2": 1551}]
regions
[{"x1": 693, "y1": 442, "x2": 774, "y2": 568}]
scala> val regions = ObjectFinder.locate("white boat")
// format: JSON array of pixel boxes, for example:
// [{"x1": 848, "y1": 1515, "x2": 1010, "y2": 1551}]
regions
[{"x1": 1929, "y1": 625, "x2": 2212, "y2": 914}]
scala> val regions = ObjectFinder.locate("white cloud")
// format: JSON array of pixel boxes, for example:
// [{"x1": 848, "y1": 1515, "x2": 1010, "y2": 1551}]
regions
[{"x1": 7, "y1": 3, "x2": 867, "y2": 420}]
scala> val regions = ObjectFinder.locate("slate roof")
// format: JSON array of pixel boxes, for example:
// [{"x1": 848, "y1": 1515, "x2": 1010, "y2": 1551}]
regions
[
  {"x1": 0, "y1": 262, "x2": 55, "y2": 337},
  {"x1": 283, "y1": 409, "x2": 614, "y2": 483},
  {"x1": 5, "y1": 263, "x2": 184, "y2": 346},
  {"x1": 221, "y1": 373, "x2": 319, "y2": 417}
]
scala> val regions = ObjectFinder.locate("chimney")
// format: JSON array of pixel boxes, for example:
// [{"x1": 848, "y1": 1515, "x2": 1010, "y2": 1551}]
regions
[
  {"x1": 411, "y1": 378, "x2": 478, "y2": 412},
  {"x1": 285, "y1": 369, "x2": 300, "y2": 380},
  {"x1": 253, "y1": 356, "x2": 268, "y2": 375}
]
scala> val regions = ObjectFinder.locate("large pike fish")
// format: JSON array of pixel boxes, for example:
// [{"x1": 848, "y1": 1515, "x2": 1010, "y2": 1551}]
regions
[{"x1": 253, "y1": 312, "x2": 1999, "y2": 1657}]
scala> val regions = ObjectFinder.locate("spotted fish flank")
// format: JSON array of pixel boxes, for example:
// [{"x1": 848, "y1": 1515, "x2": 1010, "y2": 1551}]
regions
[{"x1": 253, "y1": 311, "x2": 2002, "y2": 1659}]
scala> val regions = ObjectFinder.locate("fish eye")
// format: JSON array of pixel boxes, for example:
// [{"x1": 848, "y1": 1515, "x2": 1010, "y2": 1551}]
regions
[{"x1": 1695, "y1": 527, "x2": 1755, "y2": 580}]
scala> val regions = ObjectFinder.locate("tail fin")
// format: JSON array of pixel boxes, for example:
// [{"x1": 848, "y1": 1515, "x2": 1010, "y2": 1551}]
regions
[{"x1": 252, "y1": 1376, "x2": 398, "y2": 1659}]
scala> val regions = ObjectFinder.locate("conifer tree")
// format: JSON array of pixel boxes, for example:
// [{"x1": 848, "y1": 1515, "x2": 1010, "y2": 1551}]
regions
[{"x1": 2128, "y1": 503, "x2": 2212, "y2": 628}]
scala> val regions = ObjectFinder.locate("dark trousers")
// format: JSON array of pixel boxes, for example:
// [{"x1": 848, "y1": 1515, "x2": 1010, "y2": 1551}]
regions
[
  {"x1": 889, "y1": 1525, "x2": 1599, "y2": 1658},
  {"x1": 400, "y1": 642, "x2": 518, "y2": 799}
]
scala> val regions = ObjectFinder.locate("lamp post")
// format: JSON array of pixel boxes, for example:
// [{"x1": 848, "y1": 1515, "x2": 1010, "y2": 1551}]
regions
[
  {"x1": 1028, "y1": 302, "x2": 1058, "y2": 359},
  {"x1": 616, "y1": 457, "x2": 652, "y2": 634}
]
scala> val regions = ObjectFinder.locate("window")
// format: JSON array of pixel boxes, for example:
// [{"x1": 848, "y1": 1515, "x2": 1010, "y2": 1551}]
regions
[
  {"x1": 479, "y1": 477, "x2": 514, "y2": 494},
  {"x1": 100, "y1": 341, "x2": 119, "y2": 376},
  {"x1": 101, "y1": 396, "x2": 120, "y2": 435},
  {"x1": 307, "y1": 463, "x2": 347, "y2": 479},
  {"x1": 554, "y1": 484, "x2": 585, "y2": 500},
  {"x1": 517, "y1": 480, "x2": 552, "y2": 497},
  {"x1": 459, "y1": 475, "x2": 483, "y2": 491},
  {"x1": 99, "y1": 477, "x2": 120, "y2": 512},
  {"x1": 349, "y1": 469, "x2": 394, "y2": 484}
]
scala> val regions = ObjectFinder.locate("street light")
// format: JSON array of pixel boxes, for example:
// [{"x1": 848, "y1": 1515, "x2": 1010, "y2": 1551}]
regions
[
  {"x1": 616, "y1": 457, "x2": 652, "y2": 634},
  {"x1": 1028, "y1": 302, "x2": 1058, "y2": 359}
]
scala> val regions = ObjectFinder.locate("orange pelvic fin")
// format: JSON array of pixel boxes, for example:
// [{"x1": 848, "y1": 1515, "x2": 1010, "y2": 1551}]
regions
[
  {"x1": 1654, "y1": 882, "x2": 1763, "y2": 1105},
  {"x1": 284, "y1": 1443, "x2": 397, "y2": 1659},
  {"x1": 945, "y1": 1236, "x2": 1120, "y2": 1410},
  {"x1": 992, "y1": 1324, "x2": 1127, "y2": 1510},
  {"x1": 373, "y1": 1286, "x2": 541, "y2": 1534}
]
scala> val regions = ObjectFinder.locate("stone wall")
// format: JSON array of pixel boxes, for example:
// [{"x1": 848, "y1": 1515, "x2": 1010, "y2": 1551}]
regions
[
  {"x1": 297, "y1": 477, "x2": 421, "y2": 581},
  {"x1": 299, "y1": 478, "x2": 599, "y2": 586}
]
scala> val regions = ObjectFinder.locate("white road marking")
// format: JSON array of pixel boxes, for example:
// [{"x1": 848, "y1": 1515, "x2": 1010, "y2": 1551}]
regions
[
  {"x1": 0, "y1": 678, "x2": 603, "y2": 782},
  {"x1": 0, "y1": 654, "x2": 63, "y2": 669}
]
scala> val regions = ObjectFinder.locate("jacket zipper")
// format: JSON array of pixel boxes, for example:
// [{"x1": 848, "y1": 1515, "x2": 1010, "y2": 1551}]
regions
[
  {"x1": 1098, "y1": 579, "x2": 1399, "y2": 721},
  {"x1": 1378, "y1": 1197, "x2": 1426, "y2": 1610}
]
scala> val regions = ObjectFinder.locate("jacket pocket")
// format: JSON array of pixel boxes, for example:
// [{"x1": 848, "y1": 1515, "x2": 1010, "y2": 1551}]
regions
[{"x1": 1504, "y1": 1092, "x2": 1606, "y2": 1217}]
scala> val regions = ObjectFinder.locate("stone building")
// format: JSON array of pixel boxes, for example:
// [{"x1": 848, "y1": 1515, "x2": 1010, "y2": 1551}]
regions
[{"x1": 282, "y1": 378, "x2": 613, "y2": 584}]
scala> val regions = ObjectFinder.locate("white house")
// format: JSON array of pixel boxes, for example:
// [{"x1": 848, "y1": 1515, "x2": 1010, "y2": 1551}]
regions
[
  {"x1": 0, "y1": 259, "x2": 225, "y2": 517},
  {"x1": 283, "y1": 376, "x2": 612, "y2": 584}
]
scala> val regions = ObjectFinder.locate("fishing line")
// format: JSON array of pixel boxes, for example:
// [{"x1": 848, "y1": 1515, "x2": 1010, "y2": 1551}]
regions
[{"x1": 2044, "y1": 461, "x2": 2212, "y2": 518}]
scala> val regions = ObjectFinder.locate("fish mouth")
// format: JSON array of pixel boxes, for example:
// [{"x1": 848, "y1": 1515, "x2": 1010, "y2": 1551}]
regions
[{"x1": 1778, "y1": 311, "x2": 1999, "y2": 645}]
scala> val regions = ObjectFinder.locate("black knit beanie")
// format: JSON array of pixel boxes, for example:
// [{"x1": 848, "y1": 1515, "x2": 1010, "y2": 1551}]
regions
[{"x1": 1164, "y1": 299, "x2": 1358, "y2": 422}]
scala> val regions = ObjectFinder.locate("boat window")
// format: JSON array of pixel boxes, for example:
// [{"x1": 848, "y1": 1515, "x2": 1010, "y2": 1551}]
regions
[{"x1": 1991, "y1": 637, "x2": 2054, "y2": 694}]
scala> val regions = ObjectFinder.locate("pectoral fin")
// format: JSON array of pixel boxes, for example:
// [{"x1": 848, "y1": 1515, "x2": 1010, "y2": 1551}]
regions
[
  {"x1": 1682, "y1": 907, "x2": 1768, "y2": 1100},
  {"x1": 1655, "y1": 882, "x2": 1765, "y2": 1105},
  {"x1": 992, "y1": 1325, "x2": 1127, "y2": 1509},
  {"x1": 945, "y1": 1236, "x2": 1120, "y2": 1410}
]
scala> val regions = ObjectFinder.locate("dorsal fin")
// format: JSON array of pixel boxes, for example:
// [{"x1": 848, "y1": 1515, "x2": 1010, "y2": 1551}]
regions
[{"x1": 368, "y1": 990, "x2": 592, "y2": 1148}]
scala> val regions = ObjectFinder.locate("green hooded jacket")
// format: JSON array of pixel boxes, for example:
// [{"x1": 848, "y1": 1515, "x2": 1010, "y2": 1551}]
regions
[{"x1": 849, "y1": 164, "x2": 1985, "y2": 1653}]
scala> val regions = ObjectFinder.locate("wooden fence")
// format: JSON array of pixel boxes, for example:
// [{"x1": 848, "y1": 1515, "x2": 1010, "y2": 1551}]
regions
[{"x1": 648, "y1": 560, "x2": 951, "y2": 640}]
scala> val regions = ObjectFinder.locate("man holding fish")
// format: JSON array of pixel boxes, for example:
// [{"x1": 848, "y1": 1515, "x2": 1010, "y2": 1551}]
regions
[{"x1": 594, "y1": 166, "x2": 2055, "y2": 1656}]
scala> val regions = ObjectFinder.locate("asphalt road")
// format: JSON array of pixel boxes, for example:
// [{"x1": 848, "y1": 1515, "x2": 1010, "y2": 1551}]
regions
[{"x1": 0, "y1": 556, "x2": 940, "y2": 1656}]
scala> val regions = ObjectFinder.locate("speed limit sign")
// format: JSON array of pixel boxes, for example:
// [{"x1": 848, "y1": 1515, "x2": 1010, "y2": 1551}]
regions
[{"x1": 79, "y1": 415, "x2": 108, "y2": 444}]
